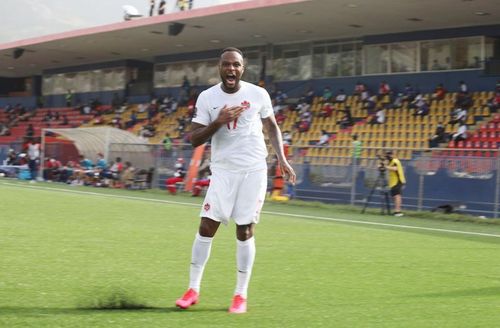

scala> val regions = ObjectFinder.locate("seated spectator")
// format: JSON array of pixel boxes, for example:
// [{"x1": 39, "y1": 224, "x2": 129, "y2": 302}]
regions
[
  {"x1": 487, "y1": 92, "x2": 500, "y2": 113},
  {"x1": 335, "y1": 89, "x2": 347, "y2": 103},
  {"x1": 304, "y1": 88, "x2": 315, "y2": 105},
  {"x1": 25, "y1": 124, "x2": 34, "y2": 138},
  {"x1": 402, "y1": 83, "x2": 416, "y2": 102},
  {"x1": 318, "y1": 102, "x2": 334, "y2": 118},
  {"x1": 165, "y1": 158, "x2": 186, "y2": 195},
  {"x1": 0, "y1": 122, "x2": 11, "y2": 136},
  {"x1": 392, "y1": 93, "x2": 404, "y2": 109},
  {"x1": 60, "y1": 115, "x2": 69, "y2": 126},
  {"x1": 360, "y1": 85, "x2": 370, "y2": 101},
  {"x1": 140, "y1": 120, "x2": 156, "y2": 138},
  {"x1": 432, "y1": 83, "x2": 447, "y2": 100},
  {"x1": 43, "y1": 157, "x2": 62, "y2": 181},
  {"x1": 316, "y1": 130, "x2": 330, "y2": 146},
  {"x1": 378, "y1": 81, "x2": 391, "y2": 97},
  {"x1": 449, "y1": 107, "x2": 467, "y2": 126},
  {"x1": 42, "y1": 110, "x2": 54, "y2": 122},
  {"x1": 409, "y1": 93, "x2": 425, "y2": 110},
  {"x1": 451, "y1": 121, "x2": 467, "y2": 146},
  {"x1": 368, "y1": 107, "x2": 385, "y2": 125},
  {"x1": 282, "y1": 130, "x2": 293, "y2": 145},
  {"x1": 275, "y1": 109, "x2": 286, "y2": 126},
  {"x1": 354, "y1": 81, "x2": 365, "y2": 96},
  {"x1": 364, "y1": 95, "x2": 377, "y2": 114},
  {"x1": 413, "y1": 99, "x2": 429, "y2": 116},
  {"x1": 428, "y1": 122, "x2": 448, "y2": 148},
  {"x1": 125, "y1": 110, "x2": 138, "y2": 129},
  {"x1": 109, "y1": 157, "x2": 124, "y2": 187},
  {"x1": 459, "y1": 80, "x2": 468, "y2": 94},
  {"x1": 5, "y1": 149, "x2": 17, "y2": 165},
  {"x1": 274, "y1": 90, "x2": 288, "y2": 106},
  {"x1": 177, "y1": 116, "x2": 188, "y2": 135},
  {"x1": 455, "y1": 91, "x2": 473, "y2": 109},
  {"x1": 338, "y1": 113, "x2": 354, "y2": 129},
  {"x1": 121, "y1": 161, "x2": 136, "y2": 189},
  {"x1": 321, "y1": 86, "x2": 333, "y2": 102}
]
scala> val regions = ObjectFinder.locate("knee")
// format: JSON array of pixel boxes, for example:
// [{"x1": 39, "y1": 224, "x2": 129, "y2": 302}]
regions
[
  {"x1": 199, "y1": 219, "x2": 218, "y2": 237},
  {"x1": 236, "y1": 224, "x2": 254, "y2": 241}
]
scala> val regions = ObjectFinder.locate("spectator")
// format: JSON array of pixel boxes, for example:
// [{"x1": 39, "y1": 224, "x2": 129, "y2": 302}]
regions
[
  {"x1": 121, "y1": 161, "x2": 136, "y2": 189},
  {"x1": 0, "y1": 122, "x2": 10, "y2": 136},
  {"x1": 364, "y1": 95, "x2": 377, "y2": 115},
  {"x1": 451, "y1": 121, "x2": 467, "y2": 146},
  {"x1": 378, "y1": 81, "x2": 391, "y2": 97},
  {"x1": 158, "y1": 0, "x2": 165, "y2": 14},
  {"x1": 163, "y1": 133, "x2": 172, "y2": 154},
  {"x1": 338, "y1": 113, "x2": 354, "y2": 129},
  {"x1": 60, "y1": 115, "x2": 69, "y2": 126},
  {"x1": 110, "y1": 157, "x2": 124, "y2": 187},
  {"x1": 316, "y1": 130, "x2": 330, "y2": 146},
  {"x1": 318, "y1": 102, "x2": 334, "y2": 118},
  {"x1": 354, "y1": 81, "x2": 365, "y2": 96},
  {"x1": 25, "y1": 124, "x2": 34, "y2": 138},
  {"x1": 392, "y1": 93, "x2": 404, "y2": 109},
  {"x1": 432, "y1": 83, "x2": 447, "y2": 100},
  {"x1": 402, "y1": 83, "x2": 416, "y2": 102},
  {"x1": 27, "y1": 138, "x2": 40, "y2": 182},
  {"x1": 335, "y1": 89, "x2": 347, "y2": 103},
  {"x1": 275, "y1": 109, "x2": 286, "y2": 126},
  {"x1": 321, "y1": 86, "x2": 332, "y2": 102},
  {"x1": 149, "y1": 0, "x2": 155, "y2": 16},
  {"x1": 459, "y1": 80, "x2": 468, "y2": 94},
  {"x1": 448, "y1": 107, "x2": 467, "y2": 126},
  {"x1": 413, "y1": 98, "x2": 429, "y2": 116},
  {"x1": 428, "y1": 122, "x2": 447, "y2": 148},
  {"x1": 165, "y1": 158, "x2": 186, "y2": 195},
  {"x1": 369, "y1": 107, "x2": 385, "y2": 125},
  {"x1": 487, "y1": 92, "x2": 500, "y2": 113},
  {"x1": 125, "y1": 110, "x2": 138, "y2": 129},
  {"x1": 65, "y1": 89, "x2": 73, "y2": 107},
  {"x1": 282, "y1": 130, "x2": 292, "y2": 145},
  {"x1": 351, "y1": 134, "x2": 362, "y2": 167}
]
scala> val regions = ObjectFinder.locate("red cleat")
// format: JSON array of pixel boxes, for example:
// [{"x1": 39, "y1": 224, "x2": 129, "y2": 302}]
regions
[
  {"x1": 228, "y1": 294, "x2": 247, "y2": 314},
  {"x1": 175, "y1": 288, "x2": 199, "y2": 309}
]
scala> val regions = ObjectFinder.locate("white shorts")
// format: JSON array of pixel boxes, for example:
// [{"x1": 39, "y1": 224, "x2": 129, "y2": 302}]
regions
[{"x1": 199, "y1": 168, "x2": 267, "y2": 225}]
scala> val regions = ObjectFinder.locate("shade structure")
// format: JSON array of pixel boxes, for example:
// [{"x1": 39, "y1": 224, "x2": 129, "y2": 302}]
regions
[{"x1": 42, "y1": 127, "x2": 154, "y2": 168}]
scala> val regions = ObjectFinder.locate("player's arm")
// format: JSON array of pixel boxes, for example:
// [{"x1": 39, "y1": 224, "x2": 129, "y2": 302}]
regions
[
  {"x1": 190, "y1": 105, "x2": 245, "y2": 147},
  {"x1": 262, "y1": 115, "x2": 296, "y2": 184}
]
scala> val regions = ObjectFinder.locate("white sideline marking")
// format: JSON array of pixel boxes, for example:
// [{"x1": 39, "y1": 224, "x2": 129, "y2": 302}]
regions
[{"x1": 2, "y1": 181, "x2": 500, "y2": 239}]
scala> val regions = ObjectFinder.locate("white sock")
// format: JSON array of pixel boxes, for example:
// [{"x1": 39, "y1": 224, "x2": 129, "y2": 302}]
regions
[
  {"x1": 188, "y1": 233, "x2": 213, "y2": 293},
  {"x1": 234, "y1": 237, "x2": 256, "y2": 299}
]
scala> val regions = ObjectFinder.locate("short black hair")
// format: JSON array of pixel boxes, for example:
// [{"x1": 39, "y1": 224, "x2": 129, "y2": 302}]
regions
[{"x1": 220, "y1": 47, "x2": 243, "y2": 57}]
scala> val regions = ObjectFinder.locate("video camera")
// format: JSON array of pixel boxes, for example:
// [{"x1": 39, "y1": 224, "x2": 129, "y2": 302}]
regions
[{"x1": 377, "y1": 154, "x2": 387, "y2": 173}]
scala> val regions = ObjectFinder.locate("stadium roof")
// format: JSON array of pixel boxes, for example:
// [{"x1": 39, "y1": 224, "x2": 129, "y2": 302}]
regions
[{"x1": 0, "y1": 0, "x2": 498, "y2": 78}]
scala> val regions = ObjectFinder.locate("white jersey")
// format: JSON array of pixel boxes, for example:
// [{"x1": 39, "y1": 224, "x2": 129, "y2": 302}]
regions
[{"x1": 192, "y1": 81, "x2": 273, "y2": 172}]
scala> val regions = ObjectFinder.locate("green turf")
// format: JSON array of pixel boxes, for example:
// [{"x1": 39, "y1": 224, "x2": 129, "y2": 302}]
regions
[{"x1": 1, "y1": 180, "x2": 500, "y2": 327}]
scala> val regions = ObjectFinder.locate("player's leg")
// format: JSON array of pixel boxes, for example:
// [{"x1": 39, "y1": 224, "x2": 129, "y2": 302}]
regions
[
  {"x1": 177, "y1": 169, "x2": 236, "y2": 309},
  {"x1": 229, "y1": 169, "x2": 267, "y2": 313}
]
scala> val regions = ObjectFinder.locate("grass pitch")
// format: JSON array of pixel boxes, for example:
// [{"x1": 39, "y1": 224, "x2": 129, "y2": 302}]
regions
[{"x1": 1, "y1": 180, "x2": 500, "y2": 327}]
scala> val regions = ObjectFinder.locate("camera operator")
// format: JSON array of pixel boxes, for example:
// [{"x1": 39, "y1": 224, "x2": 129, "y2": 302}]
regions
[{"x1": 382, "y1": 151, "x2": 406, "y2": 216}]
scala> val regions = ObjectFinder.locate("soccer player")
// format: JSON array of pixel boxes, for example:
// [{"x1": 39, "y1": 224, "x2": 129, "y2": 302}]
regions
[
  {"x1": 175, "y1": 47, "x2": 296, "y2": 313},
  {"x1": 384, "y1": 150, "x2": 406, "y2": 216}
]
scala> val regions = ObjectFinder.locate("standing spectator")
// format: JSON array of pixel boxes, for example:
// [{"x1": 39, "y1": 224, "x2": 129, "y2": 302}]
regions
[
  {"x1": 163, "y1": 133, "x2": 172, "y2": 154},
  {"x1": 351, "y1": 134, "x2": 362, "y2": 167},
  {"x1": 158, "y1": 0, "x2": 166, "y2": 14},
  {"x1": 321, "y1": 86, "x2": 332, "y2": 102},
  {"x1": 65, "y1": 90, "x2": 73, "y2": 107},
  {"x1": 487, "y1": 92, "x2": 500, "y2": 113},
  {"x1": 378, "y1": 81, "x2": 391, "y2": 97},
  {"x1": 354, "y1": 81, "x2": 365, "y2": 96},
  {"x1": 149, "y1": 0, "x2": 155, "y2": 16},
  {"x1": 27, "y1": 138, "x2": 40, "y2": 182},
  {"x1": 384, "y1": 151, "x2": 406, "y2": 217},
  {"x1": 282, "y1": 130, "x2": 293, "y2": 145}
]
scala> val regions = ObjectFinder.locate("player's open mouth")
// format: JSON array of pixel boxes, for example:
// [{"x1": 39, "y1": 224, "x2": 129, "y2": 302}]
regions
[{"x1": 226, "y1": 75, "x2": 236, "y2": 84}]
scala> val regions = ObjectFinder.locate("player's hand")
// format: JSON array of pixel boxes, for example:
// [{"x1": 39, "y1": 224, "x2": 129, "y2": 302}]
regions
[
  {"x1": 280, "y1": 161, "x2": 297, "y2": 185},
  {"x1": 216, "y1": 105, "x2": 245, "y2": 124}
]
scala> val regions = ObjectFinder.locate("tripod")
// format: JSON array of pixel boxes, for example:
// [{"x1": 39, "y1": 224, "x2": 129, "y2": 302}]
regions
[{"x1": 361, "y1": 169, "x2": 391, "y2": 215}]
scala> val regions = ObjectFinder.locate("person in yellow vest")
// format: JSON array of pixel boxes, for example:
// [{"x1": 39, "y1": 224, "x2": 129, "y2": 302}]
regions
[{"x1": 384, "y1": 150, "x2": 406, "y2": 217}]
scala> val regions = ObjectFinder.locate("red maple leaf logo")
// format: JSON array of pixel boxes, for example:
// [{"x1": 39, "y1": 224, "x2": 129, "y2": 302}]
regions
[
  {"x1": 241, "y1": 100, "x2": 250, "y2": 109},
  {"x1": 204, "y1": 203, "x2": 210, "y2": 211}
]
